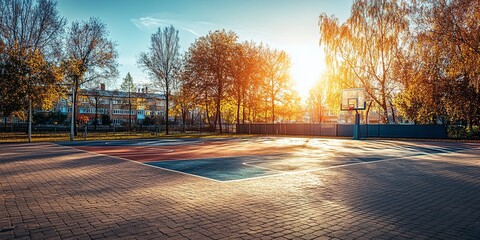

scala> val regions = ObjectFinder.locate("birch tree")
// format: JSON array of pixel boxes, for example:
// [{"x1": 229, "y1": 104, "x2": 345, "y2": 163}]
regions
[{"x1": 319, "y1": 0, "x2": 410, "y2": 123}]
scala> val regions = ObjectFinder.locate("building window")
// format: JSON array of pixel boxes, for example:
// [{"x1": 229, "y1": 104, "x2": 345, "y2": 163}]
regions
[{"x1": 113, "y1": 109, "x2": 136, "y2": 115}]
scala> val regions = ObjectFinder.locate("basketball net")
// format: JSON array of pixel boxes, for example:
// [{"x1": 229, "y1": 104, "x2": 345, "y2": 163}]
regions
[{"x1": 348, "y1": 105, "x2": 355, "y2": 111}]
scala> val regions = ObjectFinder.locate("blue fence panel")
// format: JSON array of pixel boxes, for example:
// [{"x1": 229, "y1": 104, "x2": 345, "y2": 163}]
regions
[
  {"x1": 414, "y1": 125, "x2": 446, "y2": 138},
  {"x1": 236, "y1": 124, "x2": 447, "y2": 139},
  {"x1": 379, "y1": 125, "x2": 414, "y2": 138},
  {"x1": 321, "y1": 124, "x2": 337, "y2": 136},
  {"x1": 337, "y1": 124, "x2": 353, "y2": 137}
]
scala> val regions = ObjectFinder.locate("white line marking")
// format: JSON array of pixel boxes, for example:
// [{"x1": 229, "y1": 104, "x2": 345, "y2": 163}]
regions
[
  {"x1": 242, "y1": 162, "x2": 284, "y2": 172},
  {"x1": 53, "y1": 141, "x2": 480, "y2": 183},
  {"x1": 222, "y1": 149, "x2": 474, "y2": 183},
  {"x1": 54, "y1": 143, "x2": 224, "y2": 183}
]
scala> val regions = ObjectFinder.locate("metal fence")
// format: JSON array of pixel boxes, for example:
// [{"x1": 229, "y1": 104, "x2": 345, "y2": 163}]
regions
[
  {"x1": 236, "y1": 123, "x2": 447, "y2": 139},
  {"x1": 0, "y1": 124, "x2": 207, "y2": 133}
]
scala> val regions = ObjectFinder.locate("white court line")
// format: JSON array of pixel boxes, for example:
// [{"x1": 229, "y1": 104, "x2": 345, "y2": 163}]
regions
[
  {"x1": 54, "y1": 143, "x2": 224, "y2": 183},
  {"x1": 54, "y1": 142, "x2": 480, "y2": 183},
  {"x1": 225, "y1": 156, "x2": 415, "y2": 183},
  {"x1": 242, "y1": 162, "x2": 285, "y2": 172},
  {"x1": 222, "y1": 147, "x2": 480, "y2": 183}
]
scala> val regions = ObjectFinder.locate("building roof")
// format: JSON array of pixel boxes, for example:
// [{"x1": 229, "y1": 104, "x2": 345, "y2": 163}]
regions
[{"x1": 79, "y1": 88, "x2": 166, "y2": 100}]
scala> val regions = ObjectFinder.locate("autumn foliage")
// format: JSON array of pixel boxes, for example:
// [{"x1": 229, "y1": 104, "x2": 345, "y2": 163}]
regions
[
  {"x1": 317, "y1": 0, "x2": 480, "y2": 128},
  {"x1": 179, "y1": 30, "x2": 299, "y2": 133}
]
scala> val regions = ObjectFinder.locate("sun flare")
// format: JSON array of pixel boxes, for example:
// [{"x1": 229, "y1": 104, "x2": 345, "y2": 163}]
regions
[{"x1": 289, "y1": 45, "x2": 326, "y2": 100}]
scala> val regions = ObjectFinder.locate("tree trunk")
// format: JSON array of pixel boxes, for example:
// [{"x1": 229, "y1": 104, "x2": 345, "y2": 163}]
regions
[
  {"x1": 216, "y1": 98, "x2": 222, "y2": 134},
  {"x1": 382, "y1": 109, "x2": 389, "y2": 124},
  {"x1": 165, "y1": 93, "x2": 169, "y2": 135},
  {"x1": 205, "y1": 102, "x2": 211, "y2": 127},
  {"x1": 204, "y1": 92, "x2": 212, "y2": 128},
  {"x1": 94, "y1": 97, "x2": 98, "y2": 131},
  {"x1": 213, "y1": 106, "x2": 218, "y2": 132},
  {"x1": 381, "y1": 96, "x2": 389, "y2": 123},
  {"x1": 271, "y1": 82, "x2": 275, "y2": 124},
  {"x1": 390, "y1": 101, "x2": 396, "y2": 123},
  {"x1": 28, "y1": 98, "x2": 32, "y2": 143},
  {"x1": 181, "y1": 108, "x2": 186, "y2": 133},
  {"x1": 272, "y1": 98, "x2": 275, "y2": 124},
  {"x1": 236, "y1": 93, "x2": 241, "y2": 125},
  {"x1": 73, "y1": 84, "x2": 78, "y2": 136},
  {"x1": 128, "y1": 91, "x2": 131, "y2": 132},
  {"x1": 242, "y1": 90, "x2": 246, "y2": 124},
  {"x1": 365, "y1": 100, "x2": 373, "y2": 124}
]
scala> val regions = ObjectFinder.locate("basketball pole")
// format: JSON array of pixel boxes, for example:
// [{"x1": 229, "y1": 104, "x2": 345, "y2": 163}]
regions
[{"x1": 353, "y1": 110, "x2": 360, "y2": 140}]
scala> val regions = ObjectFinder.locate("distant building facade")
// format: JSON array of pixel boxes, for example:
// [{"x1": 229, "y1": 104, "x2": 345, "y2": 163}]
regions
[{"x1": 56, "y1": 84, "x2": 166, "y2": 126}]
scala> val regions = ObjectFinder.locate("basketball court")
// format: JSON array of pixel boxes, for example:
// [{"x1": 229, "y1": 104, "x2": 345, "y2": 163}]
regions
[
  {"x1": 58, "y1": 137, "x2": 478, "y2": 182},
  {"x1": 3, "y1": 136, "x2": 480, "y2": 239}
]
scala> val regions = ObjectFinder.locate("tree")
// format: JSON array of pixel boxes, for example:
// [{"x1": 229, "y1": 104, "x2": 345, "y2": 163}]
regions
[
  {"x1": 262, "y1": 47, "x2": 292, "y2": 123},
  {"x1": 65, "y1": 17, "x2": 118, "y2": 136},
  {"x1": 120, "y1": 72, "x2": 135, "y2": 131},
  {"x1": 183, "y1": 30, "x2": 238, "y2": 133},
  {"x1": 277, "y1": 89, "x2": 303, "y2": 123},
  {"x1": 0, "y1": 0, "x2": 65, "y2": 57},
  {"x1": 319, "y1": 0, "x2": 410, "y2": 123},
  {"x1": 393, "y1": 0, "x2": 480, "y2": 127},
  {"x1": 0, "y1": 0, "x2": 65, "y2": 141},
  {"x1": 229, "y1": 41, "x2": 264, "y2": 124},
  {"x1": 308, "y1": 80, "x2": 327, "y2": 123},
  {"x1": 242, "y1": 44, "x2": 269, "y2": 123},
  {"x1": 175, "y1": 68, "x2": 199, "y2": 133},
  {"x1": 138, "y1": 25, "x2": 181, "y2": 135}
]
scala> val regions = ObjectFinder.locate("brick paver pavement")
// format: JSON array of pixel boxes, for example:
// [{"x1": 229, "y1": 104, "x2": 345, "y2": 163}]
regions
[{"x1": 1, "y1": 141, "x2": 480, "y2": 239}]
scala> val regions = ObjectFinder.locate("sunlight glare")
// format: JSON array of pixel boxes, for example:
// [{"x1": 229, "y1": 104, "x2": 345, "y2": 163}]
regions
[{"x1": 289, "y1": 45, "x2": 326, "y2": 100}]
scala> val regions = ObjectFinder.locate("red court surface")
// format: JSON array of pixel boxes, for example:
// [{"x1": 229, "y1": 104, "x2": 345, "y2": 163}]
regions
[{"x1": 74, "y1": 139, "x2": 310, "y2": 162}]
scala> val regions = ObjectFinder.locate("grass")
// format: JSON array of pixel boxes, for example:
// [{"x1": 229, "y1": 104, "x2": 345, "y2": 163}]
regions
[
  {"x1": 0, "y1": 131, "x2": 255, "y2": 143},
  {"x1": 3, "y1": 131, "x2": 479, "y2": 144}
]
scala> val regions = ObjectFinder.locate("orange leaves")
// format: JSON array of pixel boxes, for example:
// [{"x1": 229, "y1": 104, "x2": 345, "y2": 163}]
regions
[
  {"x1": 1, "y1": 42, "x2": 64, "y2": 113},
  {"x1": 77, "y1": 115, "x2": 89, "y2": 125}
]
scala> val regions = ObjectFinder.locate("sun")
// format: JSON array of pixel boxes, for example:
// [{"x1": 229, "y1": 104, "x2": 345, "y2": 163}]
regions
[{"x1": 289, "y1": 45, "x2": 326, "y2": 100}]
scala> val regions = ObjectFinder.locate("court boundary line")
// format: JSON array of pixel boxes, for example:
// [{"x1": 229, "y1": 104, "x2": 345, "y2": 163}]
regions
[
  {"x1": 54, "y1": 142, "x2": 225, "y2": 183},
  {"x1": 54, "y1": 140, "x2": 480, "y2": 183},
  {"x1": 224, "y1": 148, "x2": 478, "y2": 183}
]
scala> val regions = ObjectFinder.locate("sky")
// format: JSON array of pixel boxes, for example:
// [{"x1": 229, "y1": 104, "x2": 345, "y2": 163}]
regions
[{"x1": 57, "y1": 0, "x2": 353, "y2": 99}]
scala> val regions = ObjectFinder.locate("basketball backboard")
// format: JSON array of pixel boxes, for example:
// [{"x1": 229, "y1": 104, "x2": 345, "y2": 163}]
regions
[{"x1": 341, "y1": 88, "x2": 366, "y2": 111}]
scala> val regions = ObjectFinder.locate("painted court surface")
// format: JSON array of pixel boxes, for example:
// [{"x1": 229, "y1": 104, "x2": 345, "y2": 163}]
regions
[
  {"x1": 1, "y1": 137, "x2": 480, "y2": 239},
  {"x1": 60, "y1": 137, "x2": 475, "y2": 182}
]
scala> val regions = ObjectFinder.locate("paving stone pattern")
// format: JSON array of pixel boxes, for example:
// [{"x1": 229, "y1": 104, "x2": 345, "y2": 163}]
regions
[{"x1": 1, "y1": 142, "x2": 480, "y2": 239}]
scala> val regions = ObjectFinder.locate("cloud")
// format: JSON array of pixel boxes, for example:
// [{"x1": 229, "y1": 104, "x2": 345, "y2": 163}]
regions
[
  {"x1": 130, "y1": 16, "x2": 218, "y2": 37},
  {"x1": 130, "y1": 15, "x2": 286, "y2": 49},
  {"x1": 131, "y1": 17, "x2": 169, "y2": 31}
]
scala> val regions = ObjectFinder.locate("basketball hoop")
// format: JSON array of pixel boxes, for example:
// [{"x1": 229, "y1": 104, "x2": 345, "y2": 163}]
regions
[
  {"x1": 340, "y1": 88, "x2": 366, "y2": 140},
  {"x1": 340, "y1": 88, "x2": 366, "y2": 111}
]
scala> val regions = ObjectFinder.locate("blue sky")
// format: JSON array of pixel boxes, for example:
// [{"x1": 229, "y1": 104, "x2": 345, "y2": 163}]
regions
[{"x1": 57, "y1": 0, "x2": 352, "y2": 98}]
